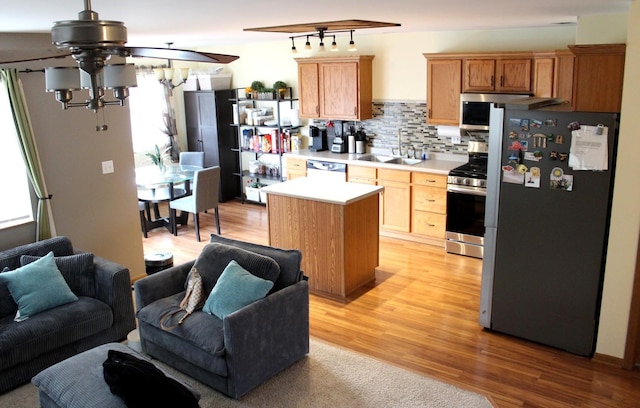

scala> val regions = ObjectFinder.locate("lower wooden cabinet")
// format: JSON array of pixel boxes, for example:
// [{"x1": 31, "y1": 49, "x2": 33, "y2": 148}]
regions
[
  {"x1": 411, "y1": 173, "x2": 447, "y2": 240},
  {"x1": 348, "y1": 164, "x2": 448, "y2": 246},
  {"x1": 377, "y1": 169, "x2": 411, "y2": 233},
  {"x1": 286, "y1": 157, "x2": 307, "y2": 180}
]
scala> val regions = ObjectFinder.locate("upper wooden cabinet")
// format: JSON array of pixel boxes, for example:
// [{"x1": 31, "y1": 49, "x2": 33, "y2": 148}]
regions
[
  {"x1": 295, "y1": 55, "x2": 374, "y2": 120},
  {"x1": 569, "y1": 43, "x2": 626, "y2": 113},
  {"x1": 426, "y1": 59, "x2": 462, "y2": 126},
  {"x1": 425, "y1": 44, "x2": 626, "y2": 121},
  {"x1": 463, "y1": 56, "x2": 532, "y2": 93}
]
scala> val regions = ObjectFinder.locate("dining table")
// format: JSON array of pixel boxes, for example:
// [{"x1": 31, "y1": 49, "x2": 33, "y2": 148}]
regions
[{"x1": 136, "y1": 164, "x2": 200, "y2": 234}]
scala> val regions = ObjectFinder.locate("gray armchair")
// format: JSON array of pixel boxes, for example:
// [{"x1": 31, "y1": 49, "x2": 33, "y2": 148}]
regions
[{"x1": 134, "y1": 235, "x2": 309, "y2": 399}]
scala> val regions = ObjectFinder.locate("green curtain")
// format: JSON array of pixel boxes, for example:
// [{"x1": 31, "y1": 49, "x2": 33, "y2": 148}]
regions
[{"x1": 0, "y1": 68, "x2": 54, "y2": 240}]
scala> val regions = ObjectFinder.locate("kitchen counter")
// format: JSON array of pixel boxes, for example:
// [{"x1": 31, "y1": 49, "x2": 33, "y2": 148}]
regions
[
  {"x1": 260, "y1": 177, "x2": 383, "y2": 205},
  {"x1": 262, "y1": 177, "x2": 382, "y2": 299},
  {"x1": 284, "y1": 149, "x2": 466, "y2": 175}
]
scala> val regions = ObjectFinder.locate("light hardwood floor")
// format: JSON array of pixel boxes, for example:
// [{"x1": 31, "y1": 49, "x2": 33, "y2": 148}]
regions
[{"x1": 141, "y1": 200, "x2": 640, "y2": 407}]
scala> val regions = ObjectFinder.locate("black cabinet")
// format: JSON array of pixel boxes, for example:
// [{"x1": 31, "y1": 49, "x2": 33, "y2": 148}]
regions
[{"x1": 184, "y1": 90, "x2": 239, "y2": 202}]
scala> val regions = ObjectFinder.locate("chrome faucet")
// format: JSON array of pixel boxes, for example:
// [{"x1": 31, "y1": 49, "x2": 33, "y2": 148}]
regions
[{"x1": 396, "y1": 129, "x2": 402, "y2": 157}]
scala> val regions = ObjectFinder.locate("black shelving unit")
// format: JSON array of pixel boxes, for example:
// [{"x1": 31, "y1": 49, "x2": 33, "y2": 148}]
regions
[{"x1": 231, "y1": 87, "x2": 299, "y2": 204}]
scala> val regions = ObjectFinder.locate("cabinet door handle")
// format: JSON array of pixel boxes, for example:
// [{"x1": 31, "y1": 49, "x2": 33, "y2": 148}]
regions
[
  {"x1": 500, "y1": 76, "x2": 504, "y2": 87},
  {"x1": 316, "y1": 105, "x2": 319, "y2": 114},
  {"x1": 491, "y1": 76, "x2": 495, "y2": 88},
  {"x1": 354, "y1": 107, "x2": 357, "y2": 116},
  {"x1": 428, "y1": 109, "x2": 432, "y2": 118}
]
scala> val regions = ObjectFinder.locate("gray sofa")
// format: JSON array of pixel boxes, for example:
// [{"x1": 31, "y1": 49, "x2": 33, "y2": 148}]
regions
[
  {"x1": 0, "y1": 236, "x2": 136, "y2": 393},
  {"x1": 134, "y1": 235, "x2": 309, "y2": 399}
]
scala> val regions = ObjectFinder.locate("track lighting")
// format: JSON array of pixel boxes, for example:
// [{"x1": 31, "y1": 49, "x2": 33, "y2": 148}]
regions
[{"x1": 289, "y1": 29, "x2": 356, "y2": 53}]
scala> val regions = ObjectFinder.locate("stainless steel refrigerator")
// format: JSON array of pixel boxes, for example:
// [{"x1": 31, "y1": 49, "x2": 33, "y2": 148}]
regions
[{"x1": 479, "y1": 101, "x2": 619, "y2": 356}]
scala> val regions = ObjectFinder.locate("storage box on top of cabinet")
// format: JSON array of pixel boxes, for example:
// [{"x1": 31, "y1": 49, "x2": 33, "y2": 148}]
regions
[{"x1": 198, "y1": 74, "x2": 232, "y2": 90}]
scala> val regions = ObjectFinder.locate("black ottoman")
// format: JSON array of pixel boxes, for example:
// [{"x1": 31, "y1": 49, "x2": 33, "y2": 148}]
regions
[{"x1": 31, "y1": 343, "x2": 199, "y2": 408}]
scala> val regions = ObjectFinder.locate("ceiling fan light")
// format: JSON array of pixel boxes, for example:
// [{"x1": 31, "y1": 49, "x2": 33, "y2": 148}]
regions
[
  {"x1": 177, "y1": 67, "x2": 190, "y2": 80},
  {"x1": 104, "y1": 63, "x2": 137, "y2": 88},
  {"x1": 44, "y1": 67, "x2": 81, "y2": 91},
  {"x1": 163, "y1": 68, "x2": 174, "y2": 81},
  {"x1": 154, "y1": 68, "x2": 165, "y2": 80},
  {"x1": 79, "y1": 68, "x2": 105, "y2": 89}
]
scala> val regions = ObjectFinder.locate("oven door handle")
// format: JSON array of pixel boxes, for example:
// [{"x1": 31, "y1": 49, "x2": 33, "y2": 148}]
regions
[{"x1": 447, "y1": 185, "x2": 487, "y2": 197}]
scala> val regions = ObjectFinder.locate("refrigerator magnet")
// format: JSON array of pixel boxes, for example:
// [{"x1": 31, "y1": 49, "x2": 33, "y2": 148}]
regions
[
  {"x1": 525, "y1": 168, "x2": 541, "y2": 188},
  {"x1": 517, "y1": 164, "x2": 528, "y2": 174},
  {"x1": 520, "y1": 119, "x2": 530, "y2": 131},
  {"x1": 503, "y1": 167, "x2": 524, "y2": 184}
]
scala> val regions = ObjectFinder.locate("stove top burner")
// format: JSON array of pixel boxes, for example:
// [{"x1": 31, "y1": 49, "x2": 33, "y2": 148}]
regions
[{"x1": 448, "y1": 153, "x2": 488, "y2": 179}]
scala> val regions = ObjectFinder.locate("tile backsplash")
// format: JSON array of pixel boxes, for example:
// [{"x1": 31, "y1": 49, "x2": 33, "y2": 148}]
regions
[{"x1": 308, "y1": 100, "x2": 489, "y2": 156}]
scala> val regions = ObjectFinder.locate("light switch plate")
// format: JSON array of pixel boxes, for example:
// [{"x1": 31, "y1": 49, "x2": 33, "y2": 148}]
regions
[
  {"x1": 102, "y1": 160, "x2": 114, "y2": 174},
  {"x1": 451, "y1": 135, "x2": 461, "y2": 145}
]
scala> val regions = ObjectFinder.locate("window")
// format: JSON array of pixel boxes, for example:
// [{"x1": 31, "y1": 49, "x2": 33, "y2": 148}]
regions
[
  {"x1": 128, "y1": 72, "x2": 170, "y2": 153},
  {"x1": 0, "y1": 79, "x2": 34, "y2": 228}
]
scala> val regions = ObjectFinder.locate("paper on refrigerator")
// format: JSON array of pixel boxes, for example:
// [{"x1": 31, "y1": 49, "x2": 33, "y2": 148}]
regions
[{"x1": 568, "y1": 125, "x2": 608, "y2": 171}]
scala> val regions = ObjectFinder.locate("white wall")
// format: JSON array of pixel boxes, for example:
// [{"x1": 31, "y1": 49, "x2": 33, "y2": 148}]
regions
[
  {"x1": 0, "y1": 33, "x2": 146, "y2": 279},
  {"x1": 596, "y1": 5, "x2": 640, "y2": 358}
]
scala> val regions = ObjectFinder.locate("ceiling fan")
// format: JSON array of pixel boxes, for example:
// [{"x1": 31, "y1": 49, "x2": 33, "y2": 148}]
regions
[{"x1": 0, "y1": 0, "x2": 238, "y2": 127}]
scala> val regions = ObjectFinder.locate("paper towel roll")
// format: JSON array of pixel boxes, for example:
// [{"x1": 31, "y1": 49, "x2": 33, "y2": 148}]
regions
[{"x1": 290, "y1": 109, "x2": 300, "y2": 127}]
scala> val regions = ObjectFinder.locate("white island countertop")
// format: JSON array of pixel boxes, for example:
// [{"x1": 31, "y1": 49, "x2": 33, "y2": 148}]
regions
[{"x1": 260, "y1": 177, "x2": 384, "y2": 205}]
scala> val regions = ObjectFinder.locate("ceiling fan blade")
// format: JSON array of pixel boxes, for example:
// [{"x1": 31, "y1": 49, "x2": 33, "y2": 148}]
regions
[
  {"x1": 126, "y1": 47, "x2": 239, "y2": 64},
  {"x1": 0, "y1": 49, "x2": 71, "y2": 65}
]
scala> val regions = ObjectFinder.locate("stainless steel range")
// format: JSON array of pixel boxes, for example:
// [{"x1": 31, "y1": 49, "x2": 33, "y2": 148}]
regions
[{"x1": 446, "y1": 141, "x2": 488, "y2": 258}]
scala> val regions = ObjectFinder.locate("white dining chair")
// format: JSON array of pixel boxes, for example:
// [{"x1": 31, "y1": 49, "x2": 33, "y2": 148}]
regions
[
  {"x1": 179, "y1": 152, "x2": 205, "y2": 168},
  {"x1": 169, "y1": 166, "x2": 221, "y2": 241}
]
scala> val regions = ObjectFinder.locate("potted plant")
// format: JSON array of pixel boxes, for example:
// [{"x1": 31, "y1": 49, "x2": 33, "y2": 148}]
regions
[
  {"x1": 146, "y1": 144, "x2": 169, "y2": 173},
  {"x1": 273, "y1": 81, "x2": 287, "y2": 99},
  {"x1": 250, "y1": 81, "x2": 264, "y2": 99},
  {"x1": 244, "y1": 86, "x2": 253, "y2": 99}
]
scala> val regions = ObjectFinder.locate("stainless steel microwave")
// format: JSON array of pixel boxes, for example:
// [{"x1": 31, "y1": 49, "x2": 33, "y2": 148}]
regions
[{"x1": 460, "y1": 93, "x2": 531, "y2": 131}]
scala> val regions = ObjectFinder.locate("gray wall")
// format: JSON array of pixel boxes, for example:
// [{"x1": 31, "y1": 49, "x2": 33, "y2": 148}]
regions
[{"x1": 0, "y1": 33, "x2": 146, "y2": 280}]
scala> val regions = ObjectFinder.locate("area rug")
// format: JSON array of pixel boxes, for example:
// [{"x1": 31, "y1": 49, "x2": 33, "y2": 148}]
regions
[{"x1": 1, "y1": 338, "x2": 492, "y2": 407}]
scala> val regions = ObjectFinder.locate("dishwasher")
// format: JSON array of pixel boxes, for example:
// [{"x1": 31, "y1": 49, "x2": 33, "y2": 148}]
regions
[{"x1": 306, "y1": 160, "x2": 347, "y2": 183}]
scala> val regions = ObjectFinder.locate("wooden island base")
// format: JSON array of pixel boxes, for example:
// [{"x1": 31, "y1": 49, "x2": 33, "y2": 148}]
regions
[{"x1": 263, "y1": 179, "x2": 382, "y2": 300}]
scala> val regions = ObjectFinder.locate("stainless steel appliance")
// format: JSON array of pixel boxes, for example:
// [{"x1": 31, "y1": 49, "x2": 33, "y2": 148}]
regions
[
  {"x1": 306, "y1": 160, "x2": 347, "y2": 182},
  {"x1": 460, "y1": 93, "x2": 530, "y2": 131},
  {"x1": 480, "y1": 102, "x2": 619, "y2": 356},
  {"x1": 445, "y1": 140, "x2": 488, "y2": 258},
  {"x1": 329, "y1": 121, "x2": 347, "y2": 153}
]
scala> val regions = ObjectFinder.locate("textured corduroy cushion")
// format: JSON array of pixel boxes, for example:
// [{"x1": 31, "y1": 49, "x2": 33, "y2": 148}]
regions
[
  {"x1": 0, "y1": 252, "x2": 78, "y2": 321},
  {"x1": 20, "y1": 252, "x2": 95, "y2": 297},
  {"x1": 208, "y1": 235, "x2": 302, "y2": 291},
  {"x1": 203, "y1": 260, "x2": 274, "y2": 319},
  {"x1": 192, "y1": 243, "x2": 280, "y2": 295},
  {"x1": 0, "y1": 267, "x2": 17, "y2": 318}
]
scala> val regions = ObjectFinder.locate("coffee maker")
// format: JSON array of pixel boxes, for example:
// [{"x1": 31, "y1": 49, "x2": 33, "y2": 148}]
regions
[
  {"x1": 330, "y1": 121, "x2": 347, "y2": 153},
  {"x1": 309, "y1": 125, "x2": 328, "y2": 152}
]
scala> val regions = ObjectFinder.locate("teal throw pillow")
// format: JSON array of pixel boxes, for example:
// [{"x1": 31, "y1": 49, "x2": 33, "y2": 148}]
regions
[
  {"x1": 203, "y1": 260, "x2": 274, "y2": 320},
  {"x1": 0, "y1": 251, "x2": 78, "y2": 321}
]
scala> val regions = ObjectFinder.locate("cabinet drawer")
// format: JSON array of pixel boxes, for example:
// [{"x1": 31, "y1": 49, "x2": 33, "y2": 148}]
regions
[
  {"x1": 287, "y1": 157, "x2": 307, "y2": 169},
  {"x1": 411, "y1": 172, "x2": 447, "y2": 188},
  {"x1": 412, "y1": 211, "x2": 446, "y2": 238},
  {"x1": 348, "y1": 165, "x2": 377, "y2": 180},
  {"x1": 378, "y1": 168, "x2": 410, "y2": 183},
  {"x1": 412, "y1": 185, "x2": 446, "y2": 213},
  {"x1": 348, "y1": 177, "x2": 376, "y2": 185}
]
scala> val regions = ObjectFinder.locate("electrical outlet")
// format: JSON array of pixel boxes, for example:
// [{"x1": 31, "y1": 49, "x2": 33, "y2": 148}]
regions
[
  {"x1": 451, "y1": 135, "x2": 461, "y2": 145},
  {"x1": 102, "y1": 160, "x2": 114, "y2": 174}
]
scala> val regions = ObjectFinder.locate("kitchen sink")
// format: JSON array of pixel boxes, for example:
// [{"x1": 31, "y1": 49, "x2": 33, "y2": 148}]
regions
[{"x1": 356, "y1": 155, "x2": 422, "y2": 166}]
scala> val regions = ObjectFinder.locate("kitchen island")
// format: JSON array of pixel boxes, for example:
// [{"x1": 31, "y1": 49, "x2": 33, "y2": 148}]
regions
[{"x1": 261, "y1": 177, "x2": 384, "y2": 300}]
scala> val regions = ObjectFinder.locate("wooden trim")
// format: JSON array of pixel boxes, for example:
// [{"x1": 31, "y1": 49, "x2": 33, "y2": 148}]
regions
[
  {"x1": 593, "y1": 352, "x2": 625, "y2": 367},
  {"x1": 623, "y1": 230, "x2": 640, "y2": 370}
]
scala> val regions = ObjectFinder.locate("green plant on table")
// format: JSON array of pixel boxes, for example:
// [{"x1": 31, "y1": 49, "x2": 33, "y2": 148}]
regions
[{"x1": 146, "y1": 144, "x2": 170, "y2": 172}]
